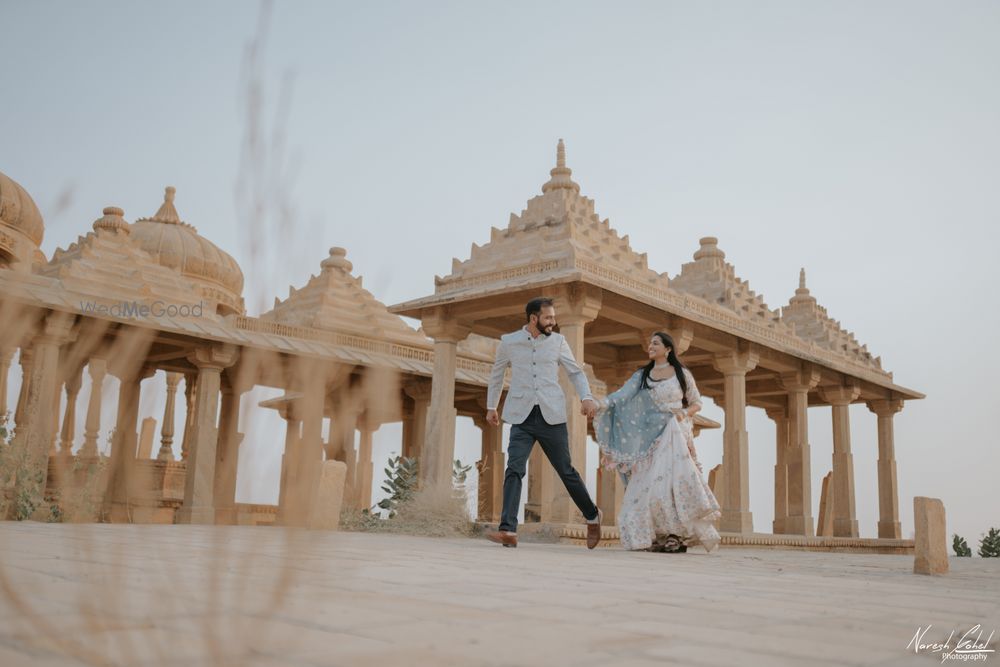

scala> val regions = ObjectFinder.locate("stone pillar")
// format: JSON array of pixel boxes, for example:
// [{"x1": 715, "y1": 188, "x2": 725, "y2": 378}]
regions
[
  {"x1": 867, "y1": 398, "x2": 904, "y2": 539},
  {"x1": 913, "y1": 497, "x2": 947, "y2": 575},
  {"x1": 136, "y1": 417, "x2": 157, "y2": 459},
  {"x1": 779, "y1": 367, "x2": 820, "y2": 536},
  {"x1": 105, "y1": 366, "x2": 152, "y2": 519},
  {"x1": 180, "y1": 373, "x2": 195, "y2": 462},
  {"x1": 596, "y1": 364, "x2": 632, "y2": 526},
  {"x1": 402, "y1": 382, "x2": 430, "y2": 461},
  {"x1": 820, "y1": 384, "x2": 861, "y2": 537},
  {"x1": 308, "y1": 460, "x2": 348, "y2": 530},
  {"x1": 524, "y1": 444, "x2": 546, "y2": 522},
  {"x1": 157, "y1": 372, "x2": 181, "y2": 461},
  {"x1": 58, "y1": 366, "x2": 83, "y2": 455},
  {"x1": 473, "y1": 414, "x2": 504, "y2": 523},
  {"x1": 283, "y1": 378, "x2": 326, "y2": 527},
  {"x1": 400, "y1": 408, "x2": 415, "y2": 465},
  {"x1": 548, "y1": 285, "x2": 601, "y2": 523},
  {"x1": 213, "y1": 381, "x2": 246, "y2": 524},
  {"x1": 766, "y1": 406, "x2": 789, "y2": 535},
  {"x1": 816, "y1": 471, "x2": 834, "y2": 537},
  {"x1": 6, "y1": 315, "x2": 73, "y2": 518},
  {"x1": 49, "y1": 387, "x2": 61, "y2": 455},
  {"x1": 13, "y1": 345, "x2": 33, "y2": 429},
  {"x1": 712, "y1": 349, "x2": 759, "y2": 534},
  {"x1": 333, "y1": 411, "x2": 359, "y2": 506},
  {"x1": 176, "y1": 346, "x2": 238, "y2": 525},
  {"x1": 355, "y1": 422, "x2": 375, "y2": 509},
  {"x1": 596, "y1": 467, "x2": 624, "y2": 527},
  {"x1": 0, "y1": 346, "x2": 13, "y2": 420},
  {"x1": 420, "y1": 310, "x2": 470, "y2": 488},
  {"x1": 80, "y1": 358, "x2": 107, "y2": 457},
  {"x1": 276, "y1": 407, "x2": 301, "y2": 520},
  {"x1": 707, "y1": 464, "x2": 722, "y2": 498}
]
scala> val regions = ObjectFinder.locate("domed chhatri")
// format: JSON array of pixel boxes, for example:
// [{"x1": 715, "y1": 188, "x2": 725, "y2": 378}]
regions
[
  {"x1": 0, "y1": 170, "x2": 45, "y2": 272},
  {"x1": 130, "y1": 186, "x2": 245, "y2": 316}
]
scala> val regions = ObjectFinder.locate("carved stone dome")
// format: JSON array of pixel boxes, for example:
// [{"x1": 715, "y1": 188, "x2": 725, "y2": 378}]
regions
[
  {"x1": 130, "y1": 186, "x2": 245, "y2": 315},
  {"x1": 0, "y1": 170, "x2": 45, "y2": 271}
]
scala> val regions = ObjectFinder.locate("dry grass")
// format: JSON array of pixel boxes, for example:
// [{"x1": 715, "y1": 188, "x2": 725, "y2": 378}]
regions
[
  {"x1": 388, "y1": 484, "x2": 477, "y2": 538},
  {"x1": 341, "y1": 483, "x2": 477, "y2": 538}
]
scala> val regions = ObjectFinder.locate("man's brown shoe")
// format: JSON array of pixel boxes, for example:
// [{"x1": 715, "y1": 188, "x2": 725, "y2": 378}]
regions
[
  {"x1": 586, "y1": 510, "x2": 603, "y2": 549},
  {"x1": 487, "y1": 531, "x2": 518, "y2": 548}
]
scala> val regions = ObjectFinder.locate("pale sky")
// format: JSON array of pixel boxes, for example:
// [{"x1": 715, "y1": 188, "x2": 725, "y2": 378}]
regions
[{"x1": 3, "y1": 1, "x2": 998, "y2": 548}]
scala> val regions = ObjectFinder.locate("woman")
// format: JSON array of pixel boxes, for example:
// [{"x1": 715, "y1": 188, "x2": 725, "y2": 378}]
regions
[{"x1": 594, "y1": 332, "x2": 721, "y2": 553}]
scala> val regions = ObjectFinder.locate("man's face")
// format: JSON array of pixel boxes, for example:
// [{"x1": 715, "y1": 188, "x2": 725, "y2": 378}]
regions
[{"x1": 534, "y1": 306, "x2": 557, "y2": 336}]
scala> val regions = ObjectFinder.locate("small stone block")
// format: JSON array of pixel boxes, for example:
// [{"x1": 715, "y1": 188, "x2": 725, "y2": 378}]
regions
[
  {"x1": 913, "y1": 496, "x2": 948, "y2": 575},
  {"x1": 309, "y1": 460, "x2": 348, "y2": 531}
]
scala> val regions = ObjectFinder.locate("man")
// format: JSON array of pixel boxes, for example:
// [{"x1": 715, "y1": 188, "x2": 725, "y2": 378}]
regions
[{"x1": 485, "y1": 297, "x2": 602, "y2": 549}]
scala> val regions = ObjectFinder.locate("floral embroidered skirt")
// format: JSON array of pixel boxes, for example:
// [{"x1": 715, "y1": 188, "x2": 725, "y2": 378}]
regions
[{"x1": 618, "y1": 419, "x2": 722, "y2": 552}]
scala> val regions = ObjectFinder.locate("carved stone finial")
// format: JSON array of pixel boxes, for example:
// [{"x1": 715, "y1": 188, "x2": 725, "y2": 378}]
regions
[
  {"x1": 143, "y1": 186, "x2": 182, "y2": 224},
  {"x1": 541, "y1": 138, "x2": 580, "y2": 194},
  {"x1": 791, "y1": 267, "x2": 815, "y2": 304},
  {"x1": 92, "y1": 206, "x2": 130, "y2": 234},
  {"x1": 320, "y1": 247, "x2": 353, "y2": 272},
  {"x1": 693, "y1": 236, "x2": 725, "y2": 261}
]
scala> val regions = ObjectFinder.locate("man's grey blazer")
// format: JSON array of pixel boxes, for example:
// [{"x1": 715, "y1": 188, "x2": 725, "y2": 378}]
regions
[{"x1": 486, "y1": 326, "x2": 593, "y2": 426}]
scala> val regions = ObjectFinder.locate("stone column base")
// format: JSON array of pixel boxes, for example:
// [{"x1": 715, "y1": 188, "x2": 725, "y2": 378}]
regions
[
  {"x1": 175, "y1": 507, "x2": 215, "y2": 525},
  {"x1": 214, "y1": 507, "x2": 239, "y2": 525},
  {"x1": 833, "y1": 518, "x2": 859, "y2": 538},
  {"x1": 721, "y1": 510, "x2": 753, "y2": 534},
  {"x1": 783, "y1": 515, "x2": 815, "y2": 537},
  {"x1": 878, "y1": 520, "x2": 901, "y2": 539}
]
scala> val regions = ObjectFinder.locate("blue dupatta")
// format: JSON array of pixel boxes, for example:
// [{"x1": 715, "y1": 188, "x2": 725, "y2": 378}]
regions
[{"x1": 594, "y1": 369, "x2": 673, "y2": 473}]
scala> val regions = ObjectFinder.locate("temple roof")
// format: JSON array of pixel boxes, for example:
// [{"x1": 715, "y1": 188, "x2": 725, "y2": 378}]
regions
[
  {"x1": 130, "y1": 187, "x2": 245, "y2": 316},
  {"x1": 42, "y1": 206, "x2": 212, "y2": 311},
  {"x1": 261, "y1": 247, "x2": 430, "y2": 348},
  {"x1": 391, "y1": 139, "x2": 910, "y2": 394},
  {"x1": 670, "y1": 237, "x2": 784, "y2": 327},
  {"x1": 780, "y1": 268, "x2": 882, "y2": 370},
  {"x1": 0, "y1": 170, "x2": 44, "y2": 247},
  {"x1": 429, "y1": 139, "x2": 667, "y2": 297}
]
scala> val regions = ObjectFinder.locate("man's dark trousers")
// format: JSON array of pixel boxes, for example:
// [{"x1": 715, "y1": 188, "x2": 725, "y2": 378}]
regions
[{"x1": 498, "y1": 405, "x2": 599, "y2": 533}]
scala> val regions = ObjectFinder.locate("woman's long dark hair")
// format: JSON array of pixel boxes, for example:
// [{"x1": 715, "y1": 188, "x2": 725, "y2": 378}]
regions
[{"x1": 640, "y1": 331, "x2": 690, "y2": 407}]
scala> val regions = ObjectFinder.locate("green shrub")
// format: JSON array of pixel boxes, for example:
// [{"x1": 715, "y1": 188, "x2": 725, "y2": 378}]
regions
[
  {"x1": 952, "y1": 534, "x2": 972, "y2": 557},
  {"x1": 978, "y1": 528, "x2": 1000, "y2": 558}
]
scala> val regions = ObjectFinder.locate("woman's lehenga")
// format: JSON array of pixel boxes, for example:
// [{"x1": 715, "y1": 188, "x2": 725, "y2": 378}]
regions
[{"x1": 600, "y1": 370, "x2": 722, "y2": 553}]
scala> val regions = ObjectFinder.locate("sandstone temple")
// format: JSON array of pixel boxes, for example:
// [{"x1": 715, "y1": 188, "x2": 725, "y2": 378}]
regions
[{"x1": 0, "y1": 142, "x2": 923, "y2": 549}]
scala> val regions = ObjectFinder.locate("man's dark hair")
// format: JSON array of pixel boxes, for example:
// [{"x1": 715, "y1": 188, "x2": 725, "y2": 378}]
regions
[{"x1": 525, "y1": 297, "x2": 554, "y2": 322}]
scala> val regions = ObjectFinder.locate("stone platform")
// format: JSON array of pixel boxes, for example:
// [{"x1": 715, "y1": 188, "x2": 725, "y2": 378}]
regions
[
  {"x1": 0, "y1": 523, "x2": 996, "y2": 666},
  {"x1": 502, "y1": 522, "x2": 915, "y2": 554},
  {"x1": 565, "y1": 527, "x2": 915, "y2": 554}
]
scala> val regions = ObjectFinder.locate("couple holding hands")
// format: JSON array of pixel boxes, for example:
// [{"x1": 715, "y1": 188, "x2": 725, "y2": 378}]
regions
[{"x1": 485, "y1": 297, "x2": 721, "y2": 553}]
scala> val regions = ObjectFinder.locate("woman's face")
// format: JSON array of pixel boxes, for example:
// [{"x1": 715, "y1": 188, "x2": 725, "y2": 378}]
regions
[{"x1": 647, "y1": 336, "x2": 670, "y2": 359}]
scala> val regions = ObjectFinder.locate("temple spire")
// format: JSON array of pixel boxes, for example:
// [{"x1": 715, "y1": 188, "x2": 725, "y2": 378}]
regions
[
  {"x1": 790, "y1": 267, "x2": 816, "y2": 305},
  {"x1": 541, "y1": 138, "x2": 580, "y2": 194},
  {"x1": 149, "y1": 186, "x2": 182, "y2": 224}
]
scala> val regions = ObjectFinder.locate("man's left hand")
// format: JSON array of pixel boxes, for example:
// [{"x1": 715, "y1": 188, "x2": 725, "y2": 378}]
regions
[{"x1": 581, "y1": 398, "x2": 598, "y2": 419}]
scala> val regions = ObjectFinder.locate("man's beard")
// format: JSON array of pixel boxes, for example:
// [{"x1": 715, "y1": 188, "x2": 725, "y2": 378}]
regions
[{"x1": 541, "y1": 324, "x2": 554, "y2": 336}]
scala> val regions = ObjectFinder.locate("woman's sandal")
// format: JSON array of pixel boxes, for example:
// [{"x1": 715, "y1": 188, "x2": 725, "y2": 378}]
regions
[{"x1": 661, "y1": 535, "x2": 688, "y2": 553}]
